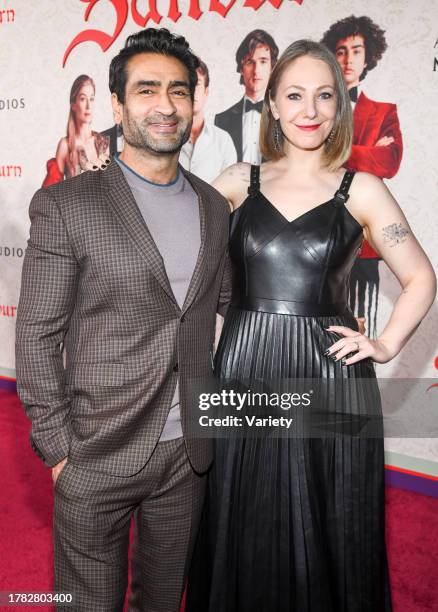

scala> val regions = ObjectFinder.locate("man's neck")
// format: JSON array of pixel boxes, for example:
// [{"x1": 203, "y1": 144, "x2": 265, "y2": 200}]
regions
[
  {"x1": 119, "y1": 145, "x2": 180, "y2": 185},
  {"x1": 190, "y1": 114, "x2": 205, "y2": 146},
  {"x1": 245, "y1": 91, "x2": 263, "y2": 103}
]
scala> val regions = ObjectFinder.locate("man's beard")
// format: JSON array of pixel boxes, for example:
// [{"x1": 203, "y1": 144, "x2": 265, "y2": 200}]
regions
[{"x1": 122, "y1": 109, "x2": 192, "y2": 155}]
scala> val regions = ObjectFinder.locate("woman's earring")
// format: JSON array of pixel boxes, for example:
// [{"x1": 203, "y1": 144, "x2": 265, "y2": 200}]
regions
[
  {"x1": 274, "y1": 120, "x2": 282, "y2": 153},
  {"x1": 327, "y1": 128, "x2": 335, "y2": 145}
]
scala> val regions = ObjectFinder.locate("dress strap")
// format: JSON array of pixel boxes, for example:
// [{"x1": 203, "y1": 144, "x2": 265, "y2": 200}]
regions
[
  {"x1": 333, "y1": 170, "x2": 355, "y2": 206},
  {"x1": 247, "y1": 164, "x2": 260, "y2": 197}
]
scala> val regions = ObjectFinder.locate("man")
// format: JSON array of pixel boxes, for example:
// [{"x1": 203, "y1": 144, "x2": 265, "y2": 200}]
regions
[
  {"x1": 16, "y1": 28, "x2": 231, "y2": 611},
  {"x1": 180, "y1": 59, "x2": 237, "y2": 182},
  {"x1": 321, "y1": 16, "x2": 403, "y2": 335},
  {"x1": 215, "y1": 29, "x2": 279, "y2": 163},
  {"x1": 322, "y1": 15, "x2": 403, "y2": 179}
]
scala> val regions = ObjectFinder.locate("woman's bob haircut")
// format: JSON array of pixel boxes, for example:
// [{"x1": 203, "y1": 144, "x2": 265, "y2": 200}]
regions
[{"x1": 260, "y1": 39, "x2": 353, "y2": 170}]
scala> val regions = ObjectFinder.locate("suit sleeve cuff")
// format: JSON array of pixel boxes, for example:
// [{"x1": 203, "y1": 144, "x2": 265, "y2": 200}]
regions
[
  {"x1": 217, "y1": 302, "x2": 230, "y2": 317},
  {"x1": 30, "y1": 426, "x2": 71, "y2": 467}
]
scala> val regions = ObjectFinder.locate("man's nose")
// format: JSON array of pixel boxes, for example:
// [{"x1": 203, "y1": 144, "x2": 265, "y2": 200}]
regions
[{"x1": 154, "y1": 92, "x2": 177, "y2": 115}]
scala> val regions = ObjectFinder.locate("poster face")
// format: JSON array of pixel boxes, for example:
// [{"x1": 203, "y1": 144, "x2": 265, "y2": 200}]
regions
[{"x1": 1, "y1": 1, "x2": 437, "y2": 468}]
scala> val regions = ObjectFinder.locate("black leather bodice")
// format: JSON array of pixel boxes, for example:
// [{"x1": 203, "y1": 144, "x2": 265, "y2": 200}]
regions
[{"x1": 229, "y1": 166, "x2": 363, "y2": 316}]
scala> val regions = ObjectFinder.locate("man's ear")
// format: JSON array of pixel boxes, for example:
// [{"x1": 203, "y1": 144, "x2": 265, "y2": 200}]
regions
[{"x1": 111, "y1": 93, "x2": 123, "y2": 125}]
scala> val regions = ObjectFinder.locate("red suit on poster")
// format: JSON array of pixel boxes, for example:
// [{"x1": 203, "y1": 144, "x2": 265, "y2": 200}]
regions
[
  {"x1": 322, "y1": 15, "x2": 403, "y2": 334},
  {"x1": 349, "y1": 92, "x2": 402, "y2": 181}
]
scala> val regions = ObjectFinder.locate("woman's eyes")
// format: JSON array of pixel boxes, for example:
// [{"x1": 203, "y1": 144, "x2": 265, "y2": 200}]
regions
[{"x1": 287, "y1": 92, "x2": 333, "y2": 100}]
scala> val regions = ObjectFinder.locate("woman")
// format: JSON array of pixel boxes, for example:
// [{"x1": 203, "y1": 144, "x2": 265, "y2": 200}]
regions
[
  {"x1": 187, "y1": 40, "x2": 436, "y2": 611},
  {"x1": 42, "y1": 75, "x2": 110, "y2": 186}
]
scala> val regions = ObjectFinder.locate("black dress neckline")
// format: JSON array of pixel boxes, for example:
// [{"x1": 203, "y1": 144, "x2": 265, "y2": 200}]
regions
[{"x1": 231, "y1": 168, "x2": 363, "y2": 232}]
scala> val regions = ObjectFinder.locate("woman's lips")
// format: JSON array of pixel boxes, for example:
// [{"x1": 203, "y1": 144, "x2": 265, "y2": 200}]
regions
[{"x1": 295, "y1": 124, "x2": 321, "y2": 131}]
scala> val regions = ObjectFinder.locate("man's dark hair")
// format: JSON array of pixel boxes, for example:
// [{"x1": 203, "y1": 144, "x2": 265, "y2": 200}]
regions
[
  {"x1": 236, "y1": 29, "x2": 279, "y2": 85},
  {"x1": 197, "y1": 59, "x2": 210, "y2": 88},
  {"x1": 321, "y1": 15, "x2": 387, "y2": 81},
  {"x1": 109, "y1": 28, "x2": 200, "y2": 103}
]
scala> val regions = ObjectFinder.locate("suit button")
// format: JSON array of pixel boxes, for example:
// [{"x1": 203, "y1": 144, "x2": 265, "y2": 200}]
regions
[
  {"x1": 173, "y1": 363, "x2": 179, "y2": 372},
  {"x1": 180, "y1": 315, "x2": 186, "y2": 323}
]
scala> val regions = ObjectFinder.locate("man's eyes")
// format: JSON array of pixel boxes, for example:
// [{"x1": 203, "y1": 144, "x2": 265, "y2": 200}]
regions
[{"x1": 138, "y1": 89, "x2": 189, "y2": 96}]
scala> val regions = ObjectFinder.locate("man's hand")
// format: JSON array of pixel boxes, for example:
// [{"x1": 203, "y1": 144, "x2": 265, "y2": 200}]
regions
[
  {"x1": 375, "y1": 136, "x2": 394, "y2": 147},
  {"x1": 52, "y1": 457, "x2": 68, "y2": 485}
]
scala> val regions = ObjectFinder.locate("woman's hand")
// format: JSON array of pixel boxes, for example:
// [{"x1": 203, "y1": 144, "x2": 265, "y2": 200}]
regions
[{"x1": 325, "y1": 325, "x2": 397, "y2": 365}]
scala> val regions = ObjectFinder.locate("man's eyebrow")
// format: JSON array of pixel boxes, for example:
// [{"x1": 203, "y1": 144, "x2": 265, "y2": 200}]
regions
[
  {"x1": 244, "y1": 54, "x2": 270, "y2": 62},
  {"x1": 336, "y1": 43, "x2": 365, "y2": 50},
  {"x1": 132, "y1": 80, "x2": 190, "y2": 89},
  {"x1": 169, "y1": 80, "x2": 190, "y2": 89},
  {"x1": 133, "y1": 80, "x2": 161, "y2": 88}
]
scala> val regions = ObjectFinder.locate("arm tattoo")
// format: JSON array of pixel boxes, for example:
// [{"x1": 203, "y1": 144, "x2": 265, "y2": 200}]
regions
[
  {"x1": 382, "y1": 222, "x2": 410, "y2": 247},
  {"x1": 228, "y1": 166, "x2": 250, "y2": 182},
  {"x1": 239, "y1": 167, "x2": 250, "y2": 182}
]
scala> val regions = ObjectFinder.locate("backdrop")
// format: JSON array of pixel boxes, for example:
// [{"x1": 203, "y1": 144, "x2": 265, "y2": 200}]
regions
[{"x1": 1, "y1": 0, "x2": 437, "y2": 486}]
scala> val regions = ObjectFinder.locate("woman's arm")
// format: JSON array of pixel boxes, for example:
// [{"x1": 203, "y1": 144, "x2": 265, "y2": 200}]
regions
[
  {"x1": 55, "y1": 138, "x2": 69, "y2": 175},
  {"x1": 212, "y1": 162, "x2": 251, "y2": 211},
  {"x1": 328, "y1": 172, "x2": 436, "y2": 364}
]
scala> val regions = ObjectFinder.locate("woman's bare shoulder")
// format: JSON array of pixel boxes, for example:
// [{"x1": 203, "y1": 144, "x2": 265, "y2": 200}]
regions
[
  {"x1": 212, "y1": 162, "x2": 252, "y2": 211},
  {"x1": 56, "y1": 137, "x2": 69, "y2": 155}
]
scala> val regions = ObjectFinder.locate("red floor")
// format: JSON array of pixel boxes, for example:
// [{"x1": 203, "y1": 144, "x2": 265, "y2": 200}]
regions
[{"x1": 0, "y1": 388, "x2": 437, "y2": 611}]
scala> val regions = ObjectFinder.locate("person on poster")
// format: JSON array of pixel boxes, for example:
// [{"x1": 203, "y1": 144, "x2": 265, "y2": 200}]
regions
[
  {"x1": 42, "y1": 75, "x2": 110, "y2": 186},
  {"x1": 179, "y1": 59, "x2": 237, "y2": 182},
  {"x1": 101, "y1": 122, "x2": 124, "y2": 156},
  {"x1": 16, "y1": 28, "x2": 231, "y2": 611},
  {"x1": 215, "y1": 29, "x2": 279, "y2": 163},
  {"x1": 321, "y1": 15, "x2": 403, "y2": 335},
  {"x1": 186, "y1": 40, "x2": 435, "y2": 611}
]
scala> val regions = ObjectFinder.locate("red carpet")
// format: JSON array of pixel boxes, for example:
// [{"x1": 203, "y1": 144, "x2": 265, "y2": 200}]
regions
[{"x1": 0, "y1": 388, "x2": 437, "y2": 611}]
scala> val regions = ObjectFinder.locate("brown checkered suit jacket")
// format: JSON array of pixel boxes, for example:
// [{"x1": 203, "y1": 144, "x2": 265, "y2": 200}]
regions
[{"x1": 16, "y1": 160, "x2": 231, "y2": 476}]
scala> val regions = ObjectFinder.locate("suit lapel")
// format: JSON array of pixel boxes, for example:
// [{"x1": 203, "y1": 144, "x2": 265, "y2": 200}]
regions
[
  {"x1": 353, "y1": 92, "x2": 373, "y2": 144},
  {"x1": 102, "y1": 160, "x2": 177, "y2": 305},
  {"x1": 179, "y1": 167, "x2": 208, "y2": 313},
  {"x1": 232, "y1": 98, "x2": 244, "y2": 162}
]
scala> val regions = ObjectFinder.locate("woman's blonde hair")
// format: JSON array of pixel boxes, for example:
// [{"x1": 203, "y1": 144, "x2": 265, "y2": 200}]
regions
[
  {"x1": 260, "y1": 39, "x2": 352, "y2": 170},
  {"x1": 66, "y1": 75, "x2": 95, "y2": 177}
]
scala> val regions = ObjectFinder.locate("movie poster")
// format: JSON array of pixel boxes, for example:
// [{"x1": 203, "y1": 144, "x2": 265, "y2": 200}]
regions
[{"x1": 1, "y1": 0, "x2": 437, "y2": 473}]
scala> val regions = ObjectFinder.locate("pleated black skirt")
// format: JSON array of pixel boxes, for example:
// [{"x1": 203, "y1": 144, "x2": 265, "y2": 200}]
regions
[{"x1": 187, "y1": 308, "x2": 391, "y2": 612}]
